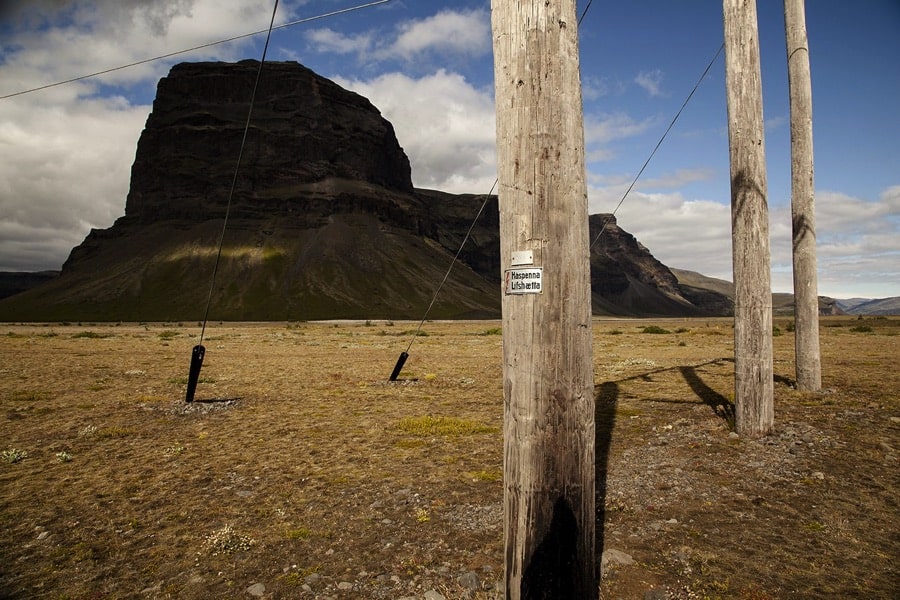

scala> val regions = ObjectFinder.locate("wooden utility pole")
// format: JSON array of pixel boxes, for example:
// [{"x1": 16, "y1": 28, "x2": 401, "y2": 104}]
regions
[
  {"x1": 723, "y1": 0, "x2": 775, "y2": 437},
  {"x1": 784, "y1": 0, "x2": 822, "y2": 391},
  {"x1": 491, "y1": 1, "x2": 595, "y2": 598}
]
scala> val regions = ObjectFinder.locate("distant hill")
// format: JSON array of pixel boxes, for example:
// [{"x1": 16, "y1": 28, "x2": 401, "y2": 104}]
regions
[
  {"x1": 670, "y1": 268, "x2": 848, "y2": 316},
  {"x1": 0, "y1": 271, "x2": 59, "y2": 300},
  {"x1": 836, "y1": 297, "x2": 900, "y2": 316},
  {"x1": 0, "y1": 61, "x2": 733, "y2": 322}
]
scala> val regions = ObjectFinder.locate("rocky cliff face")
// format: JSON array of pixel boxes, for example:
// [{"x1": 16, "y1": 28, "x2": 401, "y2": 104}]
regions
[
  {"x1": 0, "y1": 61, "x2": 730, "y2": 321},
  {"x1": 125, "y1": 60, "x2": 413, "y2": 223}
]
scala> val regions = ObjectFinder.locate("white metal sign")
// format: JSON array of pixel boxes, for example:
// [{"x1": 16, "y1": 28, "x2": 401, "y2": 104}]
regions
[
  {"x1": 510, "y1": 250, "x2": 534, "y2": 266},
  {"x1": 505, "y1": 267, "x2": 543, "y2": 294}
]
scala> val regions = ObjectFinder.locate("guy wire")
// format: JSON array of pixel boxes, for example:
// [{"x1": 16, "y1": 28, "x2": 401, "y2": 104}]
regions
[
  {"x1": 403, "y1": 179, "x2": 498, "y2": 355},
  {"x1": 399, "y1": 1, "x2": 596, "y2": 363},
  {"x1": 590, "y1": 42, "x2": 725, "y2": 250},
  {"x1": 578, "y1": 0, "x2": 595, "y2": 26},
  {"x1": 198, "y1": 0, "x2": 280, "y2": 346}
]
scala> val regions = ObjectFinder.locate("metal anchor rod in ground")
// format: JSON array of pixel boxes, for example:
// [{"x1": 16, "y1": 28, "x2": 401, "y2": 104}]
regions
[
  {"x1": 185, "y1": 344, "x2": 206, "y2": 403},
  {"x1": 388, "y1": 180, "x2": 497, "y2": 382}
]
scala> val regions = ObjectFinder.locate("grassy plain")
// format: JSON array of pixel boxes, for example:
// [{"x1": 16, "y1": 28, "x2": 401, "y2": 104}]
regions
[{"x1": 0, "y1": 317, "x2": 897, "y2": 598}]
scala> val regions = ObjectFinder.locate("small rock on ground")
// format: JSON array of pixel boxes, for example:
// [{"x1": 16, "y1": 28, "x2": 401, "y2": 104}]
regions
[
  {"x1": 457, "y1": 571, "x2": 481, "y2": 590},
  {"x1": 601, "y1": 548, "x2": 635, "y2": 576},
  {"x1": 246, "y1": 582, "x2": 265, "y2": 597}
]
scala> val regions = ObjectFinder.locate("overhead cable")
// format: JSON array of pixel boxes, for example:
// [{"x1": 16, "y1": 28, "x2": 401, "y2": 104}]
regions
[{"x1": 0, "y1": 0, "x2": 392, "y2": 101}]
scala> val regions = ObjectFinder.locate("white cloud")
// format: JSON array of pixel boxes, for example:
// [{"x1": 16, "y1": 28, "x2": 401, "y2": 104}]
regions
[
  {"x1": 0, "y1": 94, "x2": 148, "y2": 271},
  {"x1": 810, "y1": 189, "x2": 900, "y2": 296},
  {"x1": 584, "y1": 112, "x2": 656, "y2": 146},
  {"x1": 640, "y1": 168, "x2": 716, "y2": 189},
  {"x1": 581, "y1": 75, "x2": 610, "y2": 101},
  {"x1": 765, "y1": 115, "x2": 787, "y2": 132},
  {"x1": 380, "y1": 8, "x2": 490, "y2": 61},
  {"x1": 334, "y1": 69, "x2": 497, "y2": 194},
  {"x1": 2, "y1": 0, "x2": 273, "y2": 92},
  {"x1": 635, "y1": 69, "x2": 665, "y2": 97},
  {"x1": 608, "y1": 191, "x2": 734, "y2": 279},
  {"x1": 304, "y1": 27, "x2": 372, "y2": 55},
  {"x1": 0, "y1": 0, "x2": 274, "y2": 271},
  {"x1": 304, "y1": 7, "x2": 491, "y2": 65},
  {"x1": 585, "y1": 173, "x2": 899, "y2": 298},
  {"x1": 583, "y1": 112, "x2": 656, "y2": 164}
]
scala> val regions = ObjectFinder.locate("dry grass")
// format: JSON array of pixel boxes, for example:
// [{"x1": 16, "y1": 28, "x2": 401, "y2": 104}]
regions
[{"x1": 0, "y1": 317, "x2": 897, "y2": 599}]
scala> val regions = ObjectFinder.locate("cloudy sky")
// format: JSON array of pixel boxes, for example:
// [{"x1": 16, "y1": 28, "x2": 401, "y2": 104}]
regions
[{"x1": 0, "y1": 0, "x2": 898, "y2": 299}]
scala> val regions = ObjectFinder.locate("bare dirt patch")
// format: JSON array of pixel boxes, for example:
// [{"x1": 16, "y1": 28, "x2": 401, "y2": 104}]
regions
[{"x1": 1, "y1": 317, "x2": 897, "y2": 599}]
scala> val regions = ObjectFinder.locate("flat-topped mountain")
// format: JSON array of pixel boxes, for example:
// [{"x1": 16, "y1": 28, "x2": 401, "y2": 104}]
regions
[{"x1": 0, "y1": 61, "x2": 731, "y2": 321}]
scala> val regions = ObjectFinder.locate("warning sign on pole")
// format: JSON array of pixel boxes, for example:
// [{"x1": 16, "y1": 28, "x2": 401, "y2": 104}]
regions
[{"x1": 504, "y1": 267, "x2": 543, "y2": 294}]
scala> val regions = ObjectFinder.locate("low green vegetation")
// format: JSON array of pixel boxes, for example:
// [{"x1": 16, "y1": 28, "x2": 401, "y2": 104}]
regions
[
  {"x1": 641, "y1": 325, "x2": 671, "y2": 334},
  {"x1": 397, "y1": 416, "x2": 498, "y2": 436},
  {"x1": 71, "y1": 331, "x2": 113, "y2": 339},
  {"x1": 1, "y1": 448, "x2": 28, "y2": 463}
]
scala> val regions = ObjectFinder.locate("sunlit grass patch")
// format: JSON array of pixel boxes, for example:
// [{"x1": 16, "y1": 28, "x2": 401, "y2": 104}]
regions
[
  {"x1": 467, "y1": 469, "x2": 502, "y2": 482},
  {"x1": 96, "y1": 426, "x2": 134, "y2": 439},
  {"x1": 163, "y1": 444, "x2": 186, "y2": 456},
  {"x1": 284, "y1": 527, "x2": 332, "y2": 540},
  {"x1": 168, "y1": 376, "x2": 217, "y2": 385},
  {"x1": 280, "y1": 566, "x2": 321, "y2": 586},
  {"x1": 71, "y1": 331, "x2": 113, "y2": 339},
  {"x1": 616, "y1": 407, "x2": 643, "y2": 418},
  {"x1": 395, "y1": 438, "x2": 426, "y2": 449},
  {"x1": 7, "y1": 390, "x2": 51, "y2": 402},
  {"x1": 803, "y1": 521, "x2": 825, "y2": 532},
  {"x1": 641, "y1": 325, "x2": 671, "y2": 334},
  {"x1": 284, "y1": 527, "x2": 315, "y2": 540},
  {"x1": 397, "y1": 416, "x2": 498, "y2": 436},
  {"x1": 137, "y1": 394, "x2": 167, "y2": 403}
]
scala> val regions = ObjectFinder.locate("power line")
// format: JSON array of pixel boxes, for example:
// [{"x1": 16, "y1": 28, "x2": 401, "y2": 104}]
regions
[{"x1": 0, "y1": 0, "x2": 392, "y2": 101}]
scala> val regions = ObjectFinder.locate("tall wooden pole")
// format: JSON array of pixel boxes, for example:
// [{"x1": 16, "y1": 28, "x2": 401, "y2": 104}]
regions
[
  {"x1": 723, "y1": 0, "x2": 775, "y2": 437},
  {"x1": 491, "y1": 1, "x2": 595, "y2": 598},
  {"x1": 784, "y1": 0, "x2": 822, "y2": 391}
]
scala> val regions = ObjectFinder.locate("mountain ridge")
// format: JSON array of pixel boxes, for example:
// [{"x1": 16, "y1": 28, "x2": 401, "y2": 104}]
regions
[{"x1": 3, "y1": 61, "x2": 883, "y2": 321}]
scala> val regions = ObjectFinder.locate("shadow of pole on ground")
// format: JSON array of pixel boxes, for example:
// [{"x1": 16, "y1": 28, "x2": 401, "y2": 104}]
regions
[
  {"x1": 678, "y1": 363, "x2": 735, "y2": 427},
  {"x1": 594, "y1": 381, "x2": 619, "y2": 591}
]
